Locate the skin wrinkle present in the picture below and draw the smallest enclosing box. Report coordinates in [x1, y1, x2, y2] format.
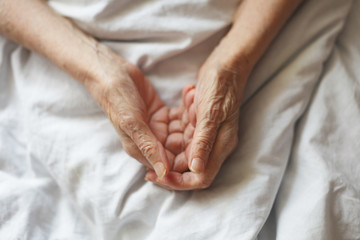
[122, 116, 158, 165]
[148, 104, 166, 124]
[169, 120, 183, 133]
[198, 69, 238, 128]
[163, 89, 196, 171]
[1, 0, 188, 178]
[138, 139, 157, 163]
[184, 124, 194, 146]
[149, 107, 169, 144]
[145, 0, 304, 189]
[181, 108, 189, 127]
[0, 0, 304, 189]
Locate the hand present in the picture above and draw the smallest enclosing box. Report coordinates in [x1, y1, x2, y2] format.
[86, 45, 200, 179]
[0, 0, 299, 190]
[145, 48, 249, 190]
[87, 48, 172, 178]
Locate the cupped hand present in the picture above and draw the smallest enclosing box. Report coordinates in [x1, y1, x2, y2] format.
[87, 43, 247, 189]
[88, 48, 173, 178]
[146, 55, 249, 190]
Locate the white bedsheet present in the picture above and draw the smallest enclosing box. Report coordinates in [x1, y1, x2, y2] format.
[0, 0, 359, 239]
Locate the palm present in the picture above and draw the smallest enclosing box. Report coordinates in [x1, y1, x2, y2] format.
[127, 64, 194, 171]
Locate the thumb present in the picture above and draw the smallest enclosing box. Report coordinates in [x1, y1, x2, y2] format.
[121, 115, 170, 178]
[189, 116, 219, 173]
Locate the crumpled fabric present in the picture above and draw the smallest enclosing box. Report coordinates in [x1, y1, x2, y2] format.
[0, 0, 359, 239]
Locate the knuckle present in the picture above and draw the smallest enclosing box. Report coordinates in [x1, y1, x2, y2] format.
[138, 141, 157, 161]
[119, 113, 159, 162]
[120, 114, 147, 140]
[198, 117, 218, 135]
[222, 94, 237, 118]
[199, 69, 239, 125]
[120, 114, 138, 131]
[202, 101, 224, 124]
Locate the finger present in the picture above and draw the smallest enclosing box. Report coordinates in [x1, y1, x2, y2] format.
[145, 171, 174, 191]
[119, 131, 153, 169]
[183, 123, 195, 147]
[146, 171, 207, 191]
[184, 88, 195, 110]
[149, 121, 168, 145]
[183, 86, 196, 126]
[168, 120, 184, 133]
[169, 107, 182, 121]
[172, 143, 191, 172]
[188, 103, 196, 127]
[149, 106, 169, 144]
[181, 107, 189, 127]
[201, 119, 238, 177]
[189, 117, 219, 173]
[121, 115, 170, 178]
[165, 132, 184, 155]
[165, 149, 175, 169]
[172, 152, 188, 173]
[147, 120, 239, 190]
[182, 84, 195, 103]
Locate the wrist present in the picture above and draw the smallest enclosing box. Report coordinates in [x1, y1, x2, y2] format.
[72, 41, 127, 91]
[205, 39, 252, 85]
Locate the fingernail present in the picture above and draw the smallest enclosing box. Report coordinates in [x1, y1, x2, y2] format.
[190, 158, 203, 173]
[154, 162, 166, 179]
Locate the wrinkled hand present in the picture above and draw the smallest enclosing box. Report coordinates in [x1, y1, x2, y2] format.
[88, 49, 173, 178]
[87, 45, 201, 180]
[88, 43, 247, 189]
[146, 54, 249, 190]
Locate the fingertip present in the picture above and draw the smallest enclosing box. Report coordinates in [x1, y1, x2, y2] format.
[165, 149, 175, 169]
[169, 107, 182, 121]
[154, 161, 167, 179]
[185, 88, 195, 110]
[165, 132, 184, 155]
[172, 152, 189, 173]
[182, 84, 195, 100]
[157, 141, 171, 174]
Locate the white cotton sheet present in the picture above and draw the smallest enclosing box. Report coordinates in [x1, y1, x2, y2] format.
[0, 0, 359, 239]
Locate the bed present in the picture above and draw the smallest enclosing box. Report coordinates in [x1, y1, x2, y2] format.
[0, 0, 359, 239]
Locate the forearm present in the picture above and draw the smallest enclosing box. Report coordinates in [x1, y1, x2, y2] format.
[0, 0, 117, 88]
[215, 0, 304, 74]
